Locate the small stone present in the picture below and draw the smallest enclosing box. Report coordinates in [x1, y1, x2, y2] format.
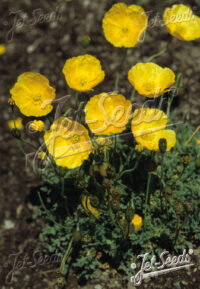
[4, 220, 15, 229]
[94, 285, 102, 289]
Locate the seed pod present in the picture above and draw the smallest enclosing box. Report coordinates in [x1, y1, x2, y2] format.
[103, 178, 111, 190]
[195, 157, 200, 168]
[112, 188, 120, 201]
[83, 234, 91, 243]
[165, 186, 173, 195]
[159, 138, 167, 153]
[56, 276, 66, 288]
[182, 155, 190, 166]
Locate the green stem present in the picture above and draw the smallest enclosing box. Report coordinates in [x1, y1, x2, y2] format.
[75, 91, 79, 107]
[63, 108, 72, 117]
[37, 191, 65, 228]
[61, 177, 70, 216]
[147, 45, 168, 62]
[167, 73, 183, 116]
[115, 49, 127, 91]
[158, 94, 164, 110]
[117, 156, 141, 180]
[145, 173, 151, 208]
[130, 88, 135, 101]
[60, 237, 73, 274]
[114, 134, 117, 151]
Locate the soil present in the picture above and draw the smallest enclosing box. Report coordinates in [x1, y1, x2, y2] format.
[0, 0, 200, 288]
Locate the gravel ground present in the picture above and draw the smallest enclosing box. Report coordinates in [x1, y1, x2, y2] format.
[0, 0, 200, 288]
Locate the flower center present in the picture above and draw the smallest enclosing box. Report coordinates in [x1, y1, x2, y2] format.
[80, 79, 85, 86]
[122, 27, 129, 33]
[72, 134, 80, 143]
[32, 93, 42, 102]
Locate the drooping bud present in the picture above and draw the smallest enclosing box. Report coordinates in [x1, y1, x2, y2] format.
[90, 196, 100, 208]
[11, 128, 21, 139]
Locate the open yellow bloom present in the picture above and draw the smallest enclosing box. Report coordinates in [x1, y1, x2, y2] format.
[62, 54, 105, 92]
[132, 214, 142, 231]
[131, 108, 176, 151]
[85, 92, 132, 135]
[8, 117, 23, 130]
[136, 129, 176, 151]
[132, 108, 168, 137]
[128, 63, 175, 98]
[82, 195, 99, 219]
[163, 4, 200, 41]
[102, 3, 148, 48]
[10, 72, 56, 117]
[29, 120, 45, 132]
[44, 117, 93, 169]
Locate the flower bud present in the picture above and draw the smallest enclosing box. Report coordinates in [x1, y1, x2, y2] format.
[8, 97, 15, 106]
[72, 229, 82, 242]
[99, 162, 109, 177]
[90, 196, 100, 208]
[159, 138, 167, 153]
[81, 36, 91, 49]
[11, 128, 21, 139]
[112, 200, 120, 212]
[57, 167, 66, 177]
[125, 208, 134, 222]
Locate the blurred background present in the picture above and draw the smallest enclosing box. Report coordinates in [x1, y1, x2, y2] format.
[0, 0, 200, 288]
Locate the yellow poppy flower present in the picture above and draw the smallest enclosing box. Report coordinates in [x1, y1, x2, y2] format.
[136, 129, 176, 151]
[82, 195, 99, 219]
[132, 214, 142, 231]
[131, 108, 168, 137]
[62, 54, 105, 92]
[0, 44, 6, 55]
[29, 120, 45, 132]
[8, 117, 23, 130]
[131, 108, 176, 151]
[44, 117, 93, 169]
[85, 92, 132, 135]
[102, 3, 148, 48]
[163, 4, 200, 41]
[128, 63, 175, 98]
[10, 72, 56, 117]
